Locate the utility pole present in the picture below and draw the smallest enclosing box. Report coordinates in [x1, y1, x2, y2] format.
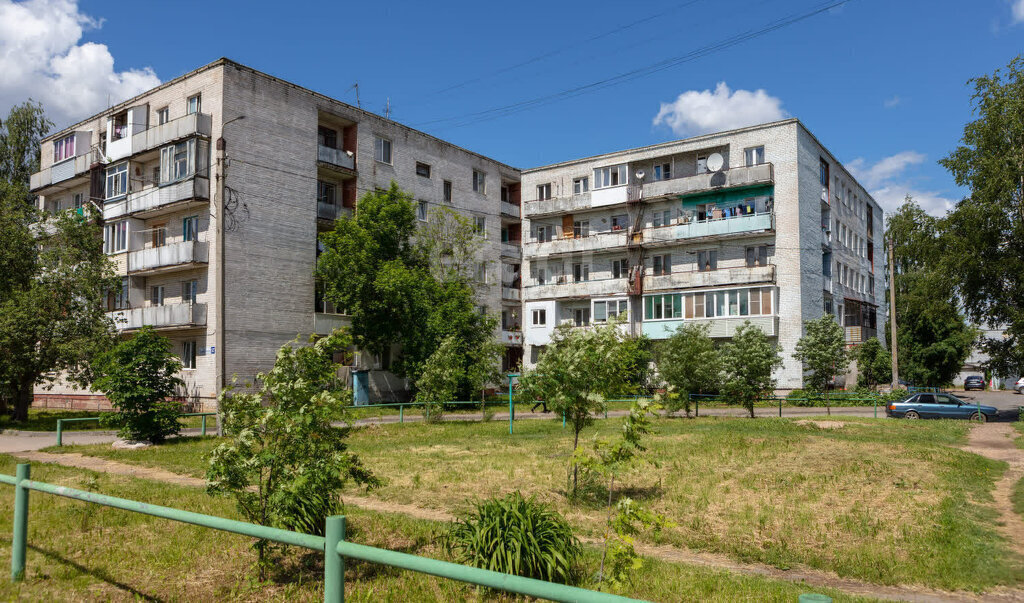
[888, 235, 899, 390]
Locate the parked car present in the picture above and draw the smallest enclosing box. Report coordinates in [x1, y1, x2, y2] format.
[1015, 377, 1024, 394]
[886, 392, 997, 421]
[963, 375, 986, 391]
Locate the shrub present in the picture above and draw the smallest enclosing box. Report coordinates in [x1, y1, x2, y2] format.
[446, 492, 582, 585]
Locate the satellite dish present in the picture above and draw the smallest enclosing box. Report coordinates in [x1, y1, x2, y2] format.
[635, 170, 645, 180]
[706, 153, 724, 172]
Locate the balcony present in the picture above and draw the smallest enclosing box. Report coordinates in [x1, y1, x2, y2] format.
[500, 201, 521, 218]
[501, 242, 522, 258]
[523, 230, 628, 257]
[317, 202, 351, 221]
[823, 275, 833, 293]
[645, 265, 775, 292]
[110, 303, 207, 331]
[317, 145, 355, 171]
[523, 192, 591, 217]
[30, 149, 100, 192]
[525, 277, 626, 300]
[131, 113, 212, 157]
[314, 312, 350, 335]
[643, 163, 774, 201]
[821, 227, 832, 248]
[500, 330, 523, 346]
[844, 326, 877, 345]
[501, 287, 521, 301]
[642, 315, 778, 340]
[127, 240, 208, 275]
[644, 212, 774, 246]
[104, 176, 210, 221]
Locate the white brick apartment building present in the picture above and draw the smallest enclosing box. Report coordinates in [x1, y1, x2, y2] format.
[30, 58, 523, 409]
[520, 119, 884, 389]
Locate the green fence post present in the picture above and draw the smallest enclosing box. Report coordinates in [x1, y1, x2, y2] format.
[201, 415, 208, 436]
[562, 413, 566, 428]
[778, 397, 782, 417]
[324, 515, 346, 602]
[11, 463, 30, 582]
[874, 396, 877, 419]
[399, 405, 404, 424]
[695, 396, 699, 418]
[604, 402, 608, 419]
[56, 419, 63, 447]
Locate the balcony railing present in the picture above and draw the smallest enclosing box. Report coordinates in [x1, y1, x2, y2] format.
[104, 176, 210, 221]
[317, 145, 355, 170]
[642, 163, 774, 201]
[127, 240, 208, 274]
[524, 277, 626, 300]
[644, 264, 775, 291]
[110, 303, 207, 331]
[821, 227, 832, 247]
[644, 212, 773, 244]
[500, 330, 524, 345]
[30, 149, 100, 191]
[523, 230, 628, 257]
[523, 192, 591, 217]
[318, 202, 350, 221]
[500, 242, 522, 258]
[642, 315, 778, 339]
[500, 201, 521, 218]
[131, 113, 213, 155]
[314, 312, 350, 335]
[501, 287, 521, 301]
[844, 326, 877, 344]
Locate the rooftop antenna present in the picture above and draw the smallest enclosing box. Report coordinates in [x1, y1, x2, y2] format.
[384, 97, 391, 119]
[347, 83, 361, 109]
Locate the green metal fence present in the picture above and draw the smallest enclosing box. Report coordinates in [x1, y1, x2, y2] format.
[55, 412, 217, 446]
[1, 463, 640, 602]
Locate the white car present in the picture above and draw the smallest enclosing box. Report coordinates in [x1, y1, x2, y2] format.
[1017, 377, 1024, 394]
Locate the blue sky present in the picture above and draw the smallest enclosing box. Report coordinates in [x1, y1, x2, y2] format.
[2, 0, 1022, 215]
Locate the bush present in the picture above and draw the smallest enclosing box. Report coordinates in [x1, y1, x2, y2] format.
[446, 492, 582, 585]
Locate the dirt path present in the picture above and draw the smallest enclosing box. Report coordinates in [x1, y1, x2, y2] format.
[962, 423, 1024, 557]
[13, 450, 1024, 602]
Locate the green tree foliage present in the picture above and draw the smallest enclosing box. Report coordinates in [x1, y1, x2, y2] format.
[887, 199, 976, 386]
[415, 335, 463, 422]
[445, 492, 582, 585]
[518, 320, 635, 495]
[0, 101, 51, 193]
[792, 315, 848, 414]
[939, 55, 1024, 378]
[316, 185, 500, 397]
[92, 327, 184, 443]
[206, 330, 378, 577]
[856, 337, 892, 389]
[720, 321, 782, 418]
[655, 323, 720, 417]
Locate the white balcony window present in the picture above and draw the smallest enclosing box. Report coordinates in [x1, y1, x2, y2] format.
[182, 279, 198, 304]
[53, 134, 76, 163]
[106, 162, 128, 199]
[103, 220, 127, 254]
[744, 146, 765, 166]
[183, 216, 199, 242]
[593, 164, 626, 189]
[160, 139, 207, 184]
[536, 183, 552, 201]
[573, 177, 589, 194]
[187, 94, 201, 115]
[157, 107, 169, 125]
[532, 309, 546, 325]
[151, 285, 165, 307]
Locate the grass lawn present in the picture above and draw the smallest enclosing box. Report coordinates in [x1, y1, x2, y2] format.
[0, 455, 869, 602]
[51, 415, 1020, 591]
[0, 408, 211, 433]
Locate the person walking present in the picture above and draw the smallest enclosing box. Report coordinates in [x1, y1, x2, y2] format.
[531, 400, 548, 413]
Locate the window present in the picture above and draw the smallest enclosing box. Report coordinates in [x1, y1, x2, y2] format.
[182, 341, 197, 370]
[611, 259, 629, 279]
[472, 170, 486, 193]
[443, 180, 452, 203]
[573, 220, 589, 238]
[573, 177, 589, 194]
[535, 225, 551, 243]
[745, 245, 768, 267]
[819, 158, 830, 190]
[611, 214, 629, 231]
[572, 308, 591, 327]
[652, 254, 671, 276]
[105, 162, 128, 199]
[572, 262, 589, 282]
[160, 139, 207, 183]
[532, 309, 547, 325]
[151, 222, 167, 248]
[501, 186, 509, 202]
[416, 162, 431, 178]
[824, 296, 833, 314]
[157, 107, 169, 125]
[536, 266, 548, 285]
[475, 262, 487, 284]
[536, 183, 552, 201]
[374, 136, 392, 164]
[651, 209, 672, 227]
[318, 126, 338, 148]
[73, 193, 84, 211]
[151, 285, 165, 307]
[182, 279, 198, 304]
[697, 250, 717, 271]
[530, 345, 545, 363]
[103, 221, 127, 254]
[187, 94, 201, 115]
[593, 164, 627, 188]
[594, 299, 628, 322]
[415, 200, 428, 221]
[696, 156, 708, 174]
[106, 276, 130, 311]
[474, 216, 486, 236]
[317, 180, 336, 205]
[53, 134, 76, 163]
[644, 294, 683, 320]
[744, 146, 765, 166]
[653, 162, 671, 181]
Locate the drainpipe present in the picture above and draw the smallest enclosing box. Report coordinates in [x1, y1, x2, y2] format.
[214, 136, 226, 436]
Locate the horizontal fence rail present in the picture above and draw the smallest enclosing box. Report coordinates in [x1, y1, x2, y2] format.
[55, 412, 217, 446]
[2, 464, 643, 602]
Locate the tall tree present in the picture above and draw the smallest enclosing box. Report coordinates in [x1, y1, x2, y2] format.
[855, 337, 892, 390]
[792, 315, 848, 415]
[0, 101, 51, 192]
[887, 199, 976, 386]
[939, 55, 1024, 378]
[719, 321, 782, 418]
[655, 323, 720, 417]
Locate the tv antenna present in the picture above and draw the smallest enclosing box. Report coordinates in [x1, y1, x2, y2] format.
[347, 83, 361, 109]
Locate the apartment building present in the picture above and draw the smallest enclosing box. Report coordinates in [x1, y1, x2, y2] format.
[30, 58, 522, 409]
[520, 119, 884, 388]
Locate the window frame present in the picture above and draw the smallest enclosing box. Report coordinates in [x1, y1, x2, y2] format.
[744, 146, 765, 166]
[186, 94, 201, 115]
[536, 183, 552, 201]
[443, 180, 452, 203]
[374, 136, 393, 164]
[532, 309, 547, 326]
[53, 134, 76, 163]
[593, 164, 627, 189]
[472, 170, 486, 194]
[415, 162, 431, 178]
[105, 162, 128, 199]
[157, 107, 170, 125]
[182, 340, 198, 370]
[103, 220, 128, 254]
[572, 177, 589, 195]
[418, 200, 429, 222]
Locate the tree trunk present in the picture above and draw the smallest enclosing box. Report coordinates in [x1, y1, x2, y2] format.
[13, 374, 34, 422]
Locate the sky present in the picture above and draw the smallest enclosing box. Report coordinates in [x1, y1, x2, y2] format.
[1, 0, 1022, 217]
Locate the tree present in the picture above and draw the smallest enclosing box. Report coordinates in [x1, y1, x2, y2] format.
[856, 337, 892, 390]
[720, 322, 782, 418]
[0, 101, 51, 194]
[939, 55, 1024, 379]
[207, 330, 378, 578]
[92, 327, 184, 443]
[415, 335, 463, 422]
[792, 315, 848, 415]
[887, 199, 976, 386]
[655, 323, 720, 417]
[518, 320, 635, 496]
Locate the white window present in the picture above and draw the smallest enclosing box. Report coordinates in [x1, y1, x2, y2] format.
[53, 134, 76, 163]
[374, 136, 392, 164]
[744, 146, 765, 166]
[106, 276, 130, 311]
[160, 139, 207, 183]
[157, 107, 169, 125]
[593, 164, 627, 188]
[573, 177, 589, 194]
[474, 216, 486, 237]
[611, 259, 629, 279]
[653, 162, 671, 181]
[182, 279, 198, 304]
[593, 299, 628, 322]
[536, 183, 552, 201]
[105, 162, 128, 199]
[472, 170, 486, 193]
[187, 94, 201, 115]
[182, 341, 197, 370]
[532, 309, 547, 325]
[572, 220, 589, 237]
[418, 200, 428, 221]
[416, 162, 431, 178]
[151, 285, 165, 307]
[103, 221, 128, 254]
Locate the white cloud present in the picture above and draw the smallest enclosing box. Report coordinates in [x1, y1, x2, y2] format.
[1013, 0, 1024, 23]
[848, 151, 955, 216]
[883, 95, 901, 108]
[652, 82, 787, 137]
[0, 0, 160, 127]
